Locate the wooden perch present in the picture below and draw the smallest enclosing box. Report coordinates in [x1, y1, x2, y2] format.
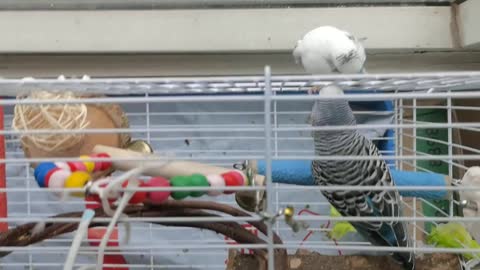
[227, 249, 462, 270]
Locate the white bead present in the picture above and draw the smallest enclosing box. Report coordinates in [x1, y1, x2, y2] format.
[48, 170, 71, 195]
[54, 162, 71, 172]
[206, 174, 225, 196]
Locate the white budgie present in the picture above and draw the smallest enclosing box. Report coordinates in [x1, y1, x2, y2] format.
[460, 166, 480, 204]
[293, 25, 367, 74]
[459, 166, 480, 242]
[309, 84, 415, 269]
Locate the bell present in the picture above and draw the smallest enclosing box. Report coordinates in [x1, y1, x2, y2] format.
[234, 160, 266, 213]
[127, 140, 154, 154]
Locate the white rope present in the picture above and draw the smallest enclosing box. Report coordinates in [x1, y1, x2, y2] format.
[63, 209, 95, 270]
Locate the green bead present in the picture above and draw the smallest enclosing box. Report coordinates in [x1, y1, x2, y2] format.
[190, 174, 209, 197]
[170, 176, 190, 200]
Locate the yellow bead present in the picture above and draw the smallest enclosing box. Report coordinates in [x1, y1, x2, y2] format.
[80, 155, 95, 173]
[64, 171, 91, 197]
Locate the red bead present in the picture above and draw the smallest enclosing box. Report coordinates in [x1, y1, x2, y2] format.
[221, 173, 238, 194]
[229, 170, 246, 186]
[67, 162, 77, 172]
[87, 227, 120, 247]
[103, 255, 128, 270]
[85, 194, 102, 209]
[145, 177, 171, 203]
[96, 153, 112, 171]
[122, 180, 147, 204]
[84, 192, 115, 209]
[66, 161, 87, 172]
[90, 154, 103, 172]
[44, 168, 61, 187]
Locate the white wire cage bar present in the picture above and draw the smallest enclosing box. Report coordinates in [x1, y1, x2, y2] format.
[3, 71, 480, 96]
[0, 67, 479, 269]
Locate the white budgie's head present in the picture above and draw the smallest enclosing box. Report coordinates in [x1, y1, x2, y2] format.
[308, 84, 356, 137]
[293, 25, 367, 75]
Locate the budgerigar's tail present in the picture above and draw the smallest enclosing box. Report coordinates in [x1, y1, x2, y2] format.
[351, 203, 415, 270]
[393, 253, 415, 270]
[390, 222, 416, 270]
[392, 251, 415, 270]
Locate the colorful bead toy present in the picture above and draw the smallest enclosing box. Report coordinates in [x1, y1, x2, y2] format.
[34, 162, 57, 187]
[33, 153, 113, 193]
[189, 174, 210, 197]
[169, 176, 191, 200]
[221, 173, 239, 194]
[85, 194, 101, 210]
[48, 170, 71, 191]
[54, 162, 71, 172]
[229, 171, 247, 187]
[64, 171, 92, 197]
[92, 169, 246, 205]
[145, 177, 171, 203]
[34, 154, 249, 205]
[44, 168, 61, 187]
[121, 180, 148, 204]
[67, 161, 87, 172]
[93, 153, 112, 171]
[79, 155, 96, 173]
[205, 174, 225, 196]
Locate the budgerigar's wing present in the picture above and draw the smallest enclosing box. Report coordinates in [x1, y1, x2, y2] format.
[312, 134, 413, 269]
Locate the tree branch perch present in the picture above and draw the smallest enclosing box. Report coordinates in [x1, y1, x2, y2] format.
[0, 200, 288, 270]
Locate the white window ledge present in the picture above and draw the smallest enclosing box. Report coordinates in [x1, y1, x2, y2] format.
[0, 5, 459, 53]
[1, 52, 480, 78]
[458, 0, 480, 49]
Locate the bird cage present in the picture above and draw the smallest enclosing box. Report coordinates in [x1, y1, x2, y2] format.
[0, 0, 480, 270]
[0, 68, 479, 270]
